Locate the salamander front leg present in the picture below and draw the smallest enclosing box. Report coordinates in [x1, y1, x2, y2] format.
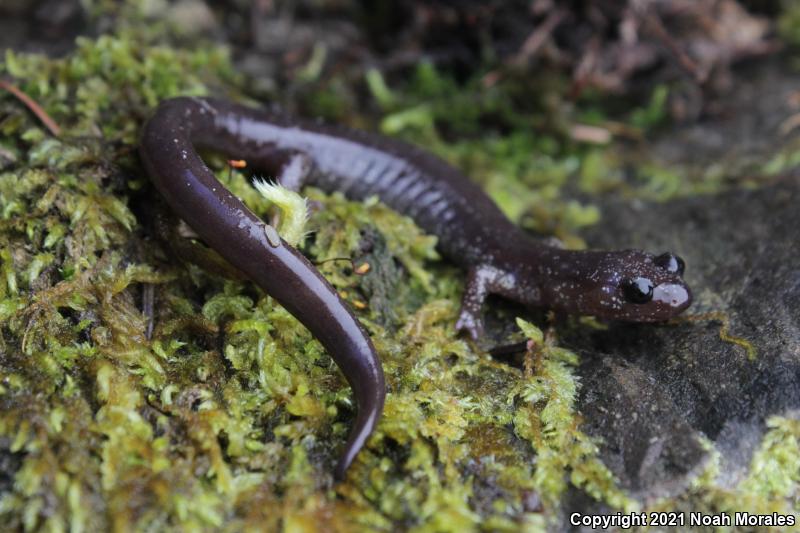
[455, 265, 518, 340]
[453, 266, 494, 340]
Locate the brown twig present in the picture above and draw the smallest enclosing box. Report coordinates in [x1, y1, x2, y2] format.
[511, 9, 567, 66]
[779, 113, 800, 136]
[640, 12, 704, 83]
[0, 79, 61, 137]
[569, 123, 612, 144]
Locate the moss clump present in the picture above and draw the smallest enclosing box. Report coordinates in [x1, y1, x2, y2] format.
[512, 319, 634, 513]
[640, 417, 800, 532]
[778, 0, 800, 48]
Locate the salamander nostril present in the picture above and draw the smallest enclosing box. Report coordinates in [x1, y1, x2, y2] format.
[654, 252, 685, 276]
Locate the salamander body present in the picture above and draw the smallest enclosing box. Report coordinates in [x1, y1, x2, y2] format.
[140, 96, 692, 478]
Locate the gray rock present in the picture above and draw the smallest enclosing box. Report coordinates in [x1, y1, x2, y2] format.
[565, 175, 800, 502]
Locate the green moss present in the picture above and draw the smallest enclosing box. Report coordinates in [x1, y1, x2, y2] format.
[629, 85, 670, 131]
[743, 417, 800, 499]
[762, 141, 800, 177]
[513, 319, 635, 513]
[639, 418, 800, 532]
[778, 0, 800, 47]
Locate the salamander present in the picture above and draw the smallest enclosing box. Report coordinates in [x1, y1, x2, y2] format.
[139, 96, 692, 478]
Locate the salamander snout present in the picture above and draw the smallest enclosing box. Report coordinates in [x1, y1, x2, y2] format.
[652, 281, 691, 309]
[620, 276, 691, 308]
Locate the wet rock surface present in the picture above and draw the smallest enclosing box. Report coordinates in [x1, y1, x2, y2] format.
[562, 174, 800, 513]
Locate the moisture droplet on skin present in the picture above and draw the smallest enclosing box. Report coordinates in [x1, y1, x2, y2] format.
[264, 224, 281, 247]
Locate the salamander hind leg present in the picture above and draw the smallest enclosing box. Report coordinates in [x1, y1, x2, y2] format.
[277, 152, 314, 191]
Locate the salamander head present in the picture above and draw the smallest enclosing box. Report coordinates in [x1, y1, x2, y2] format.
[540, 249, 692, 322]
[587, 250, 692, 321]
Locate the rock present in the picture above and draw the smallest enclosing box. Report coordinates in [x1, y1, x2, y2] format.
[564, 174, 800, 503]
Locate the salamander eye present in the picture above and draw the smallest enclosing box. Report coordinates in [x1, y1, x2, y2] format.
[622, 277, 654, 304]
[654, 252, 685, 276]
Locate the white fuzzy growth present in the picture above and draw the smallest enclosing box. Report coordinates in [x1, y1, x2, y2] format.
[252, 179, 309, 246]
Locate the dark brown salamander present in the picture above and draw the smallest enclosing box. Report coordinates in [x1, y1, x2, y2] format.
[140, 96, 692, 478]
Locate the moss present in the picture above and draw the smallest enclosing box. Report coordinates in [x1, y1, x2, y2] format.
[762, 141, 800, 177]
[778, 0, 800, 47]
[252, 181, 309, 247]
[513, 319, 635, 514]
[629, 85, 670, 131]
[0, 3, 798, 531]
[639, 418, 800, 532]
